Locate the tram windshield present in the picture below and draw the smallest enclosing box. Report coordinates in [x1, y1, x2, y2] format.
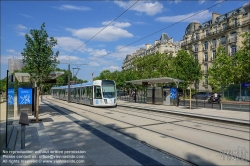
[102, 86, 116, 98]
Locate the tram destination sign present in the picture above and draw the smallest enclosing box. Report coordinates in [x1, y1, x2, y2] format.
[241, 83, 250, 87]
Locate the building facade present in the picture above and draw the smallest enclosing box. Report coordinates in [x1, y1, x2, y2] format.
[181, 4, 250, 91]
[8, 58, 26, 74]
[122, 33, 181, 70]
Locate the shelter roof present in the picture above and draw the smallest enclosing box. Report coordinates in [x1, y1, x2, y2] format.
[125, 77, 184, 86]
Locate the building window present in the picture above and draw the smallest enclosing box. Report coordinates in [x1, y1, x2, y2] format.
[231, 45, 237, 56]
[222, 23, 226, 30]
[212, 39, 216, 48]
[243, 12, 248, 16]
[204, 52, 208, 61]
[204, 41, 208, 50]
[221, 36, 226, 44]
[214, 26, 218, 34]
[204, 64, 208, 74]
[194, 44, 198, 52]
[233, 18, 238, 26]
[196, 33, 199, 40]
[205, 30, 209, 36]
[194, 54, 198, 60]
[212, 50, 216, 60]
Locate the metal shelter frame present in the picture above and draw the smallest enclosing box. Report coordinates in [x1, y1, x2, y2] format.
[125, 77, 184, 88]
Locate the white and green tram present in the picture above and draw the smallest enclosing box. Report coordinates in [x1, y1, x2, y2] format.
[51, 80, 117, 107]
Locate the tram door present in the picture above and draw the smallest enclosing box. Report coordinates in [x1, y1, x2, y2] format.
[163, 88, 171, 105]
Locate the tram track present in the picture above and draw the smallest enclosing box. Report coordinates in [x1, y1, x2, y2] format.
[104, 107, 250, 140]
[114, 107, 250, 132]
[43, 97, 250, 165]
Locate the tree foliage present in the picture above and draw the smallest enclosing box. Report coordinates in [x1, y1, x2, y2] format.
[21, 22, 59, 87]
[208, 46, 234, 90]
[208, 32, 250, 90]
[172, 50, 202, 88]
[233, 31, 250, 83]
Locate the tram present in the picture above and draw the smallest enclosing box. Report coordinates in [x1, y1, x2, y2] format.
[51, 80, 117, 107]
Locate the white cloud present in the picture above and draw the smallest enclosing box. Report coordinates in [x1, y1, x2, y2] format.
[114, 1, 163, 16]
[102, 66, 121, 72]
[87, 48, 107, 57]
[16, 24, 27, 30]
[57, 54, 85, 64]
[215, 0, 224, 3]
[66, 26, 133, 42]
[88, 62, 100, 66]
[55, 37, 86, 52]
[56, 5, 91, 11]
[106, 44, 144, 60]
[155, 10, 212, 23]
[174, 0, 181, 4]
[17, 32, 26, 36]
[19, 13, 33, 19]
[198, 0, 205, 4]
[7, 49, 16, 53]
[102, 21, 131, 28]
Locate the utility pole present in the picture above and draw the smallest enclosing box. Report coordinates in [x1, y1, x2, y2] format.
[92, 72, 94, 81]
[68, 57, 70, 103]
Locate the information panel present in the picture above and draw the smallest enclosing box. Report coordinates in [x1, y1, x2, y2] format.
[18, 87, 33, 116]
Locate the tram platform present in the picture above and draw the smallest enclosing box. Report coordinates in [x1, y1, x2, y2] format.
[0, 98, 188, 166]
[116, 100, 250, 126]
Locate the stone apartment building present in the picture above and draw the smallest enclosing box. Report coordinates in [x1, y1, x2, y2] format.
[122, 33, 181, 70]
[180, 4, 250, 91]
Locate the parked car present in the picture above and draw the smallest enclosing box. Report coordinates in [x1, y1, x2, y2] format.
[192, 92, 211, 100]
[235, 95, 250, 101]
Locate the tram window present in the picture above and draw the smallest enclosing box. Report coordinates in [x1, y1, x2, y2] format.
[82, 87, 86, 98]
[89, 87, 93, 98]
[94, 86, 102, 99]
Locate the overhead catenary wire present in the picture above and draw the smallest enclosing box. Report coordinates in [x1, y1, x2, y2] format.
[75, 0, 227, 68]
[59, 0, 140, 64]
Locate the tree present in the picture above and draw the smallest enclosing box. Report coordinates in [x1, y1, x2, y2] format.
[208, 46, 234, 92]
[21, 22, 59, 122]
[172, 49, 202, 108]
[233, 31, 250, 83]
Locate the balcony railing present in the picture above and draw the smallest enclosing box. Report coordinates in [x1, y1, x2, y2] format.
[229, 37, 237, 43]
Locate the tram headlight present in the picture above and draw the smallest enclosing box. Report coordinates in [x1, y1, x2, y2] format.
[114, 99, 116, 103]
[104, 99, 107, 104]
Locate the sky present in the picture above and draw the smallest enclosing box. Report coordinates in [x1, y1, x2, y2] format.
[1, 0, 249, 81]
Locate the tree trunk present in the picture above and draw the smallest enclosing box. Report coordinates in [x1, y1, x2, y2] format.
[36, 87, 39, 122]
[190, 86, 192, 109]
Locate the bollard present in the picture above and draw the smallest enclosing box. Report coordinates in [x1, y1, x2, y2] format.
[21, 124, 26, 149]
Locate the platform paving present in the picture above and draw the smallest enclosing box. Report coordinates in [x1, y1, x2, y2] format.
[116, 100, 250, 125]
[0, 100, 189, 166]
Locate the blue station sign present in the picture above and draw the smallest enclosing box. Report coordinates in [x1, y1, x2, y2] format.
[8, 88, 14, 106]
[241, 83, 250, 87]
[18, 87, 32, 105]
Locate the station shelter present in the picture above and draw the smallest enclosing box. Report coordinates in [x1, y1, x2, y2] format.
[125, 77, 183, 106]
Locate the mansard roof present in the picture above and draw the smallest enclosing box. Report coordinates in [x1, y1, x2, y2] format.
[159, 33, 170, 43]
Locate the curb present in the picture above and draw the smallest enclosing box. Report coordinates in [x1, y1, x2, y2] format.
[117, 104, 250, 126]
